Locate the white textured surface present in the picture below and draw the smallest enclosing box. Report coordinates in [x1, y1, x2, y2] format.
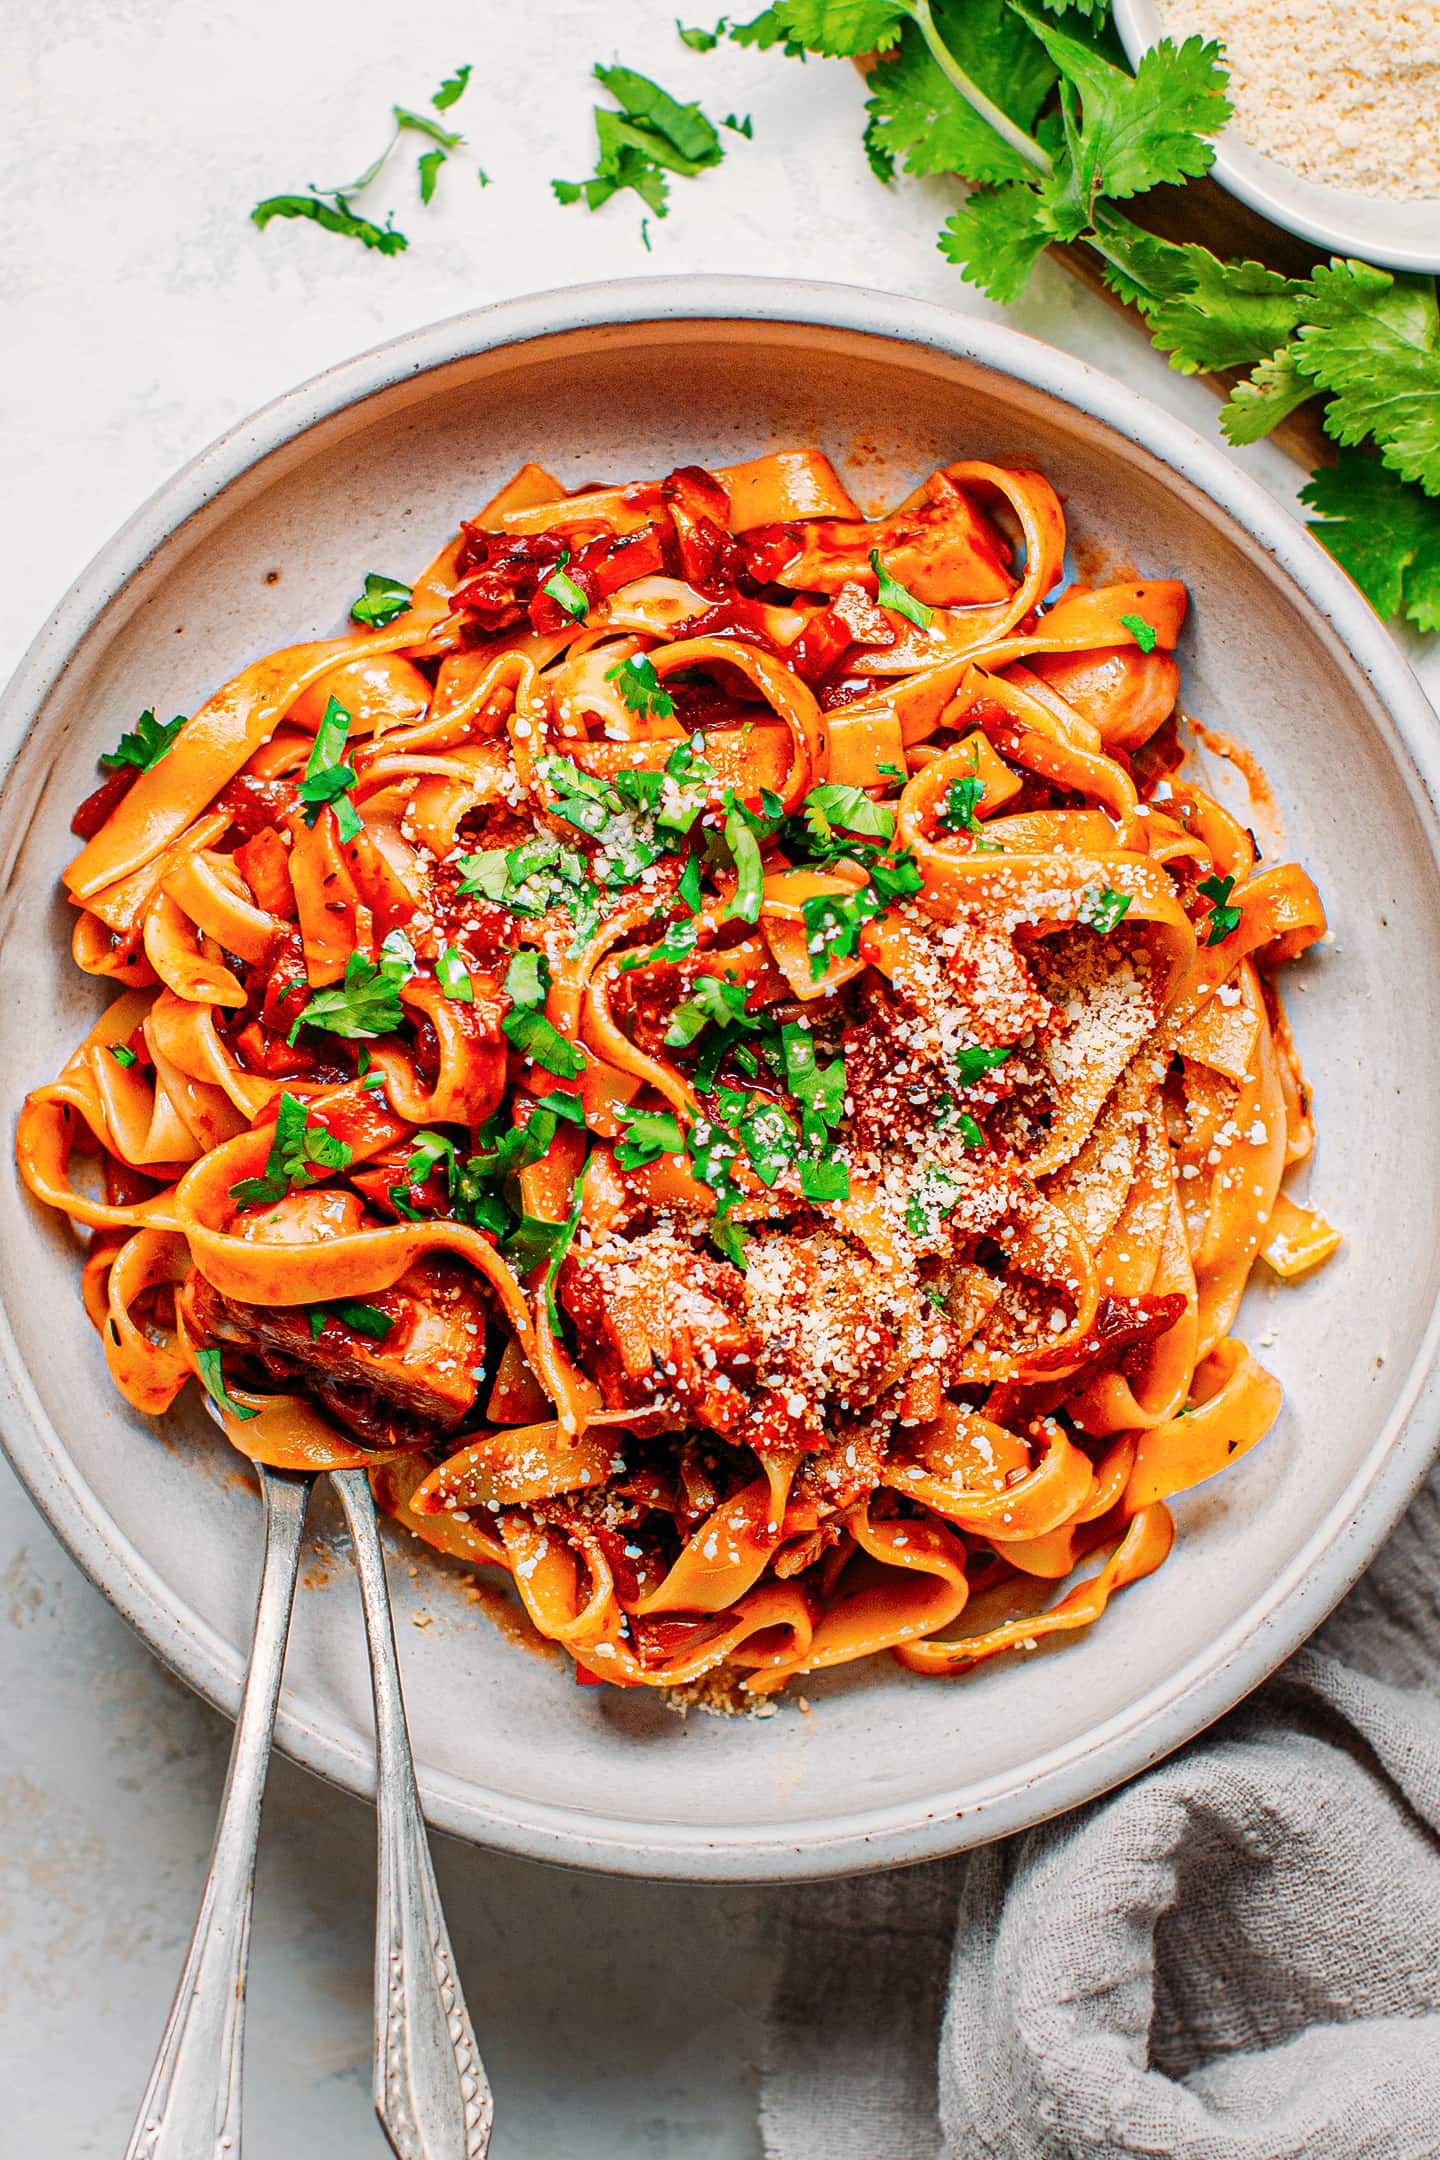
[2, 2, 1437, 2152]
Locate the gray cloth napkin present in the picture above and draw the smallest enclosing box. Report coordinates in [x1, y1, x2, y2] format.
[761, 1457, 1440, 2160]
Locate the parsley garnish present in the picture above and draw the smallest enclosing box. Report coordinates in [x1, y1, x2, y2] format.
[870, 547, 933, 631]
[941, 773, 984, 834]
[307, 1300, 394, 1343]
[614, 1104, 687, 1168]
[501, 949, 584, 1077]
[456, 835, 600, 938]
[1197, 871, 1243, 946]
[554, 63, 728, 222]
[229, 1092, 353, 1206]
[801, 885, 884, 978]
[606, 652, 676, 719]
[738, 1102, 798, 1188]
[107, 1043, 138, 1069]
[665, 974, 759, 1048]
[907, 1162, 966, 1240]
[195, 1346, 258, 1422]
[436, 946, 474, 1003]
[432, 64, 472, 111]
[294, 929, 415, 1040]
[297, 696, 362, 842]
[954, 1043, 1011, 1085]
[100, 709, 187, 774]
[800, 1155, 849, 1201]
[539, 548, 589, 622]
[350, 573, 413, 627]
[1078, 886, 1133, 935]
[803, 781, 895, 844]
[1120, 612, 1159, 653]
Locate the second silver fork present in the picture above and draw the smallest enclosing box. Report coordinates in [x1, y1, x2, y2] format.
[123, 1452, 491, 2160]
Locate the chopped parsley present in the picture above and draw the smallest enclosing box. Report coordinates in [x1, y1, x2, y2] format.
[606, 651, 676, 720]
[958, 1111, 984, 1149]
[738, 1101, 798, 1188]
[293, 929, 415, 1041]
[941, 773, 984, 834]
[907, 1162, 967, 1240]
[229, 1092, 354, 1206]
[436, 945, 474, 1003]
[677, 20, 721, 48]
[539, 547, 589, 622]
[297, 697, 363, 842]
[500, 948, 585, 1077]
[803, 781, 895, 845]
[397, 1103, 583, 1246]
[721, 787, 783, 923]
[554, 63, 728, 222]
[1198, 871, 1243, 945]
[432, 64, 472, 111]
[350, 573, 413, 628]
[800, 885, 885, 979]
[107, 1043, 138, 1069]
[307, 1300, 394, 1343]
[800, 1154, 850, 1201]
[455, 834, 601, 940]
[614, 1104, 687, 1168]
[194, 1346, 258, 1422]
[954, 1043, 1011, 1086]
[251, 72, 478, 256]
[665, 973, 759, 1048]
[100, 709, 187, 774]
[1078, 886, 1133, 935]
[870, 547, 933, 632]
[1120, 612, 1159, 653]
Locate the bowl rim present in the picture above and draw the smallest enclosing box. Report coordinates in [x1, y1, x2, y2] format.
[1111, 0, 1440, 274]
[3, 272, 1440, 1881]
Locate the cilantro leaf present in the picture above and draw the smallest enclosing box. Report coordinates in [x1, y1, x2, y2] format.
[722, 792, 769, 922]
[417, 149, 446, 202]
[195, 1345, 258, 1422]
[502, 1005, 585, 1078]
[739, 1101, 799, 1187]
[1140, 251, 1308, 375]
[229, 1093, 354, 1206]
[606, 652, 676, 719]
[666, 974, 759, 1047]
[1221, 346, 1315, 447]
[678, 20, 722, 48]
[770, 0, 906, 54]
[941, 773, 984, 833]
[351, 572, 413, 627]
[432, 64, 472, 110]
[1077, 885, 1132, 933]
[1299, 453, 1440, 633]
[436, 946, 474, 1002]
[1197, 871, 1242, 945]
[863, 0, 1056, 186]
[615, 1103, 687, 1168]
[556, 63, 727, 218]
[1293, 263, 1440, 497]
[1022, 16, 1229, 221]
[870, 546, 933, 629]
[939, 182, 1053, 304]
[108, 1043, 138, 1069]
[800, 1154, 850, 1200]
[805, 781, 895, 842]
[540, 547, 589, 621]
[954, 1042, 1010, 1084]
[801, 885, 884, 977]
[296, 934, 413, 1040]
[309, 1300, 395, 1342]
[100, 709, 187, 774]
[595, 64, 723, 164]
[504, 949, 549, 1007]
[1119, 612, 1157, 652]
[251, 194, 408, 254]
[297, 696, 362, 840]
[728, 6, 809, 52]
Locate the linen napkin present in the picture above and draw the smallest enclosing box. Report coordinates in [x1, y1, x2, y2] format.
[761, 1454, 1440, 2160]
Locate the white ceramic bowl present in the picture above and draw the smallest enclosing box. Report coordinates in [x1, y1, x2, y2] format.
[1112, 0, 1440, 273]
[4, 277, 1440, 1882]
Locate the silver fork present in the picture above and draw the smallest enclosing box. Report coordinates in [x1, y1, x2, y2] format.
[123, 1447, 492, 2159]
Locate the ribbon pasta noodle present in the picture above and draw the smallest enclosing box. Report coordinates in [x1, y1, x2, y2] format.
[16, 447, 1335, 1701]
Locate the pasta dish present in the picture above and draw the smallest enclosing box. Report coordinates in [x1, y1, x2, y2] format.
[16, 446, 1339, 1700]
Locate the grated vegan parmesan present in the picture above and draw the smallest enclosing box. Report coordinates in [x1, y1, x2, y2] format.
[1157, 0, 1440, 201]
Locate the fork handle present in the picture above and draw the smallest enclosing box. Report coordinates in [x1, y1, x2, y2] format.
[331, 1468, 492, 2160]
[124, 1466, 313, 2160]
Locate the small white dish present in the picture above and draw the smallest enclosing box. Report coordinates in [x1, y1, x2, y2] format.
[1112, 0, 1440, 273]
[4, 276, 1440, 1881]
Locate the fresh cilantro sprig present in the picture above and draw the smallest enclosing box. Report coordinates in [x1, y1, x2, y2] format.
[1197, 871, 1243, 945]
[606, 652, 676, 719]
[723, 0, 1440, 634]
[100, 709, 187, 774]
[553, 63, 735, 223]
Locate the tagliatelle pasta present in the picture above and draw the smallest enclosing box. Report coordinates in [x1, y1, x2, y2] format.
[17, 446, 1337, 1701]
